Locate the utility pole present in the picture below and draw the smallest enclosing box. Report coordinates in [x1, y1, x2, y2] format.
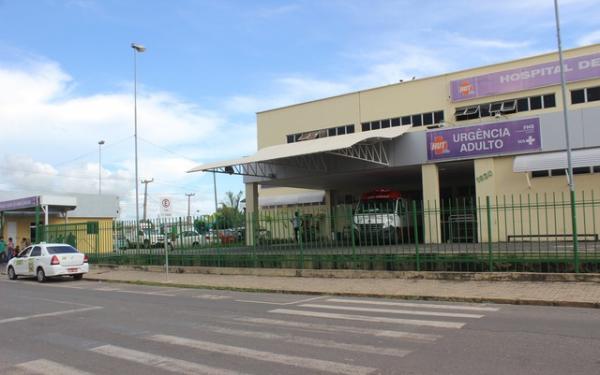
[185, 193, 195, 223]
[141, 178, 154, 221]
[213, 171, 218, 213]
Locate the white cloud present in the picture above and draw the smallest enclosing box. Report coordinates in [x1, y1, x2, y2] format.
[577, 30, 600, 46]
[0, 57, 255, 218]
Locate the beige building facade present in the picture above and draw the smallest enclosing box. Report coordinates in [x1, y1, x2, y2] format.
[192, 44, 600, 244]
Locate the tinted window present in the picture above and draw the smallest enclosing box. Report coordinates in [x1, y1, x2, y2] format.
[422, 112, 433, 125]
[346, 125, 355, 134]
[594, 166, 600, 173]
[587, 86, 600, 102]
[337, 126, 346, 135]
[412, 114, 422, 127]
[30, 247, 41, 257]
[531, 170, 549, 178]
[551, 169, 566, 176]
[18, 248, 31, 258]
[517, 98, 529, 112]
[381, 119, 391, 128]
[571, 89, 585, 104]
[328, 128, 336, 136]
[433, 111, 444, 123]
[490, 102, 502, 112]
[361, 122, 370, 131]
[46, 246, 79, 254]
[391, 117, 400, 127]
[480, 104, 490, 117]
[286, 135, 294, 143]
[529, 96, 542, 110]
[573, 167, 591, 174]
[371, 121, 381, 130]
[401, 116, 411, 125]
[543, 94, 556, 108]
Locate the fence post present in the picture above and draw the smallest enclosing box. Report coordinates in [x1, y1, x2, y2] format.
[486, 196, 493, 272]
[571, 190, 579, 273]
[349, 207, 356, 268]
[299, 216, 304, 270]
[412, 200, 420, 272]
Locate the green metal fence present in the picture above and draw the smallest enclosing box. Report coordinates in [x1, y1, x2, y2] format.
[40, 191, 600, 273]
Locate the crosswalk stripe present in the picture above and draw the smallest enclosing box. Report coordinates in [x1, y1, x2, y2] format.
[270, 308, 465, 329]
[147, 334, 377, 375]
[233, 317, 441, 342]
[326, 298, 500, 312]
[90, 344, 247, 375]
[300, 304, 484, 319]
[202, 325, 411, 357]
[0, 307, 103, 325]
[14, 359, 93, 375]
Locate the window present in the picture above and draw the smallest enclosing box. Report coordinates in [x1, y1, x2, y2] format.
[543, 94, 556, 108]
[347, 125, 355, 133]
[337, 126, 346, 135]
[571, 89, 585, 104]
[529, 96, 542, 110]
[328, 128, 336, 137]
[531, 170, 549, 178]
[362, 122, 370, 131]
[587, 86, 600, 102]
[517, 98, 529, 112]
[30, 247, 41, 257]
[480, 104, 491, 117]
[287, 135, 295, 143]
[551, 169, 566, 176]
[490, 102, 502, 114]
[422, 112, 433, 125]
[46, 245, 79, 254]
[391, 117, 400, 127]
[412, 114, 422, 127]
[381, 119, 391, 128]
[401, 116, 411, 125]
[371, 120, 381, 130]
[573, 166, 591, 174]
[433, 111, 444, 124]
[501, 100, 517, 113]
[594, 166, 600, 173]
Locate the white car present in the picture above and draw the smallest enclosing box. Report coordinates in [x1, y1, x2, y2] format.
[7, 243, 89, 282]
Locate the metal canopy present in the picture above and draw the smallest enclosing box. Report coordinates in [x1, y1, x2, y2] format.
[513, 147, 600, 172]
[187, 125, 411, 177]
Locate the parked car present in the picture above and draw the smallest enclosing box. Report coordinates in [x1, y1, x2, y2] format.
[7, 243, 89, 282]
[173, 230, 206, 249]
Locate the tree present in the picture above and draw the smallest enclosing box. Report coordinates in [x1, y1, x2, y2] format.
[222, 191, 243, 211]
[215, 191, 244, 229]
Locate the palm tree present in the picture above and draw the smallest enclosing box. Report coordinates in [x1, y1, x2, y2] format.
[222, 191, 243, 212]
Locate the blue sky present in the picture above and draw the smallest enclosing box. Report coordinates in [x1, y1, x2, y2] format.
[0, 0, 599, 217]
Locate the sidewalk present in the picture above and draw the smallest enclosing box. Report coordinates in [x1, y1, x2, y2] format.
[85, 267, 600, 308]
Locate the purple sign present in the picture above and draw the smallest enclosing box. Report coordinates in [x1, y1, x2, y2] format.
[427, 118, 541, 161]
[450, 52, 600, 102]
[0, 196, 39, 211]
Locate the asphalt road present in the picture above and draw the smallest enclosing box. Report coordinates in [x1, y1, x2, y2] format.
[0, 277, 598, 374]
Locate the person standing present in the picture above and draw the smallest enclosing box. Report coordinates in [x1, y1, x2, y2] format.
[291, 211, 302, 242]
[20, 237, 28, 250]
[0, 237, 6, 263]
[6, 237, 15, 261]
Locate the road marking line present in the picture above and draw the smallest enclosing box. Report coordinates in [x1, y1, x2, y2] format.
[234, 296, 323, 305]
[94, 287, 121, 291]
[300, 304, 484, 319]
[0, 306, 103, 325]
[269, 308, 465, 329]
[195, 294, 231, 300]
[326, 298, 500, 312]
[17, 296, 99, 308]
[201, 325, 411, 357]
[90, 345, 248, 375]
[233, 317, 441, 342]
[147, 334, 377, 375]
[14, 359, 93, 375]
[113, 290, 176, 297]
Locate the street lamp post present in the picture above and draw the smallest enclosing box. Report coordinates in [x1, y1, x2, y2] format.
[98, 140, 105, 194]
[553, 0, 579, 271]
[132, 42, 146, 252]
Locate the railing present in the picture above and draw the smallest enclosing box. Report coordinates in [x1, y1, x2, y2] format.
[39, 191, 600, 273]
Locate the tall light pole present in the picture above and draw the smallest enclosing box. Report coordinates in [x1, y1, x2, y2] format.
[186, 193, 195, 224]
[213, 172, 218, 213]
[132, 42, 146, 251]
[98, 140, 105, 195]
[553, 0, 579, 271]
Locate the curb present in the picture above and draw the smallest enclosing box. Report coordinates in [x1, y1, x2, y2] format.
[84, 276, 600, 309]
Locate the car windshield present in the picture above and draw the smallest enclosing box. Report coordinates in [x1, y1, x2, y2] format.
[356, 199, 397, 214]
[46, 245, 78, 254]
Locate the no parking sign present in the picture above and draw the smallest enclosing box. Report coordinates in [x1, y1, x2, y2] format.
[160, 197, 172, 217]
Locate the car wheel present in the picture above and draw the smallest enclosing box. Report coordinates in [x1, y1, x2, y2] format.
[36, 267, 46, 283]
[7, 266, 17, 280]
[73, 274, 83, 280]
